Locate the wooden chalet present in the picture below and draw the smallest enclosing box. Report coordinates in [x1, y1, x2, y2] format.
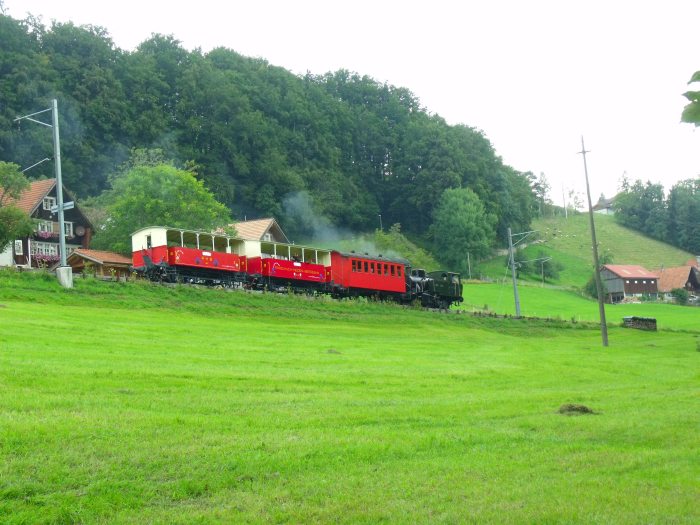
[656, 260, 700, 301]
[0, 178, 93, 268]
[66, 249, 132, 280]
[600, 264, 659, 303]
[228, 218, 289, 243]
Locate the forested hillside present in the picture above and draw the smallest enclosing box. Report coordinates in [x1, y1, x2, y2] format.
[613, 178, 700, 254]
[0, 14, 537, 262]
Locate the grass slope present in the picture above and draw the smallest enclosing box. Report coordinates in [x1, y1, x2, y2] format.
[1, 271, 699, 524]
[477, 214, 694, 287]
[535, 214, 694, 269]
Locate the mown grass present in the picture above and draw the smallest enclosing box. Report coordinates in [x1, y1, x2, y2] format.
[1, 271, 699, 524]
[462, 281, 700, 332]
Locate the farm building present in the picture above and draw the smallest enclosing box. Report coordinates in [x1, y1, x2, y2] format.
[0, 178, 93, 268]
[66, 249, 132, 280]
[656, 260, 700, 301]
[600, 264, 659, 303]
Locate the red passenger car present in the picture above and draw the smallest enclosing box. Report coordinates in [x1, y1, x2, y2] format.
[329, 251, 409, 299]
[244, 239, 332, 290]
[132, 226, 246, 283]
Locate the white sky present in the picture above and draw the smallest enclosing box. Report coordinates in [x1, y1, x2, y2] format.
[4, 0, 699, 205]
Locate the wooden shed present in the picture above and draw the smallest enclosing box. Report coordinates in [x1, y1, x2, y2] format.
[66, 249, 132, 280]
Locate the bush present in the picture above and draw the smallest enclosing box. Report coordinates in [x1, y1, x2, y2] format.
[373, 224, 440, 270]
[584, 274, 608, 300]
[670, 288, 689, 305]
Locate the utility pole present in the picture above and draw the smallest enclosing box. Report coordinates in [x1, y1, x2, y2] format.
[507, 227, 522, 317]
[14, 99, 73, 288]
[378, 214, 383, 231]
[507, 228, 538, 318]
[579, 137, 608, 347]
[466, 252, 472, 280]
[562, 185, 568, 219]
[51, 99, 68, 269]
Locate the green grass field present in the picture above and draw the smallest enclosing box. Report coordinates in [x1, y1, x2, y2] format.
[462, 281, 700, 331]
[1, 271, 698, 523]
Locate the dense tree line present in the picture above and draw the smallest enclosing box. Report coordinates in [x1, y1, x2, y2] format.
[614, 177, 700, 254]
[0, 13, 537, 268]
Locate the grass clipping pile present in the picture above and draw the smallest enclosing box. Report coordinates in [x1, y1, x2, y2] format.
[558, 403, 596, 415]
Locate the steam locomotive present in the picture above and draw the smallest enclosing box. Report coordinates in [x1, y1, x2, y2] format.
[131, 226, 463, 309]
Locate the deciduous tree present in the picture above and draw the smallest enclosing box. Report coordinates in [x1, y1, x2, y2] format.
[91, 161, 231, 254]
[431, 187, 496, 271]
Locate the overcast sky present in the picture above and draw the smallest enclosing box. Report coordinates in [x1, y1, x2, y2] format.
[4, 0, 699, 205]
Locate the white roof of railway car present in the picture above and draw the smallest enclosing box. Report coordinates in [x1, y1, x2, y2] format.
[131, 225, 238, 240]
[130, 225, 331, 253]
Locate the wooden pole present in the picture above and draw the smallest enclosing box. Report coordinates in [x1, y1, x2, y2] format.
[579, 137, 609, 347]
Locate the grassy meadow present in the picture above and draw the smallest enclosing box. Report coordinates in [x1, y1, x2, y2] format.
[1, 271, 699, 524]
[462, 281, 700, 331]
[535, 214, 694, 271]
[476, 214, 695, 287]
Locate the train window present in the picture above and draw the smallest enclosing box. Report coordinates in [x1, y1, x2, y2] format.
[146, 235, 152, 249]
[370, 262, 375, 273]
[364, 261, 368, 273]
[390, 265, 395, 276]
[352, 260, 357, 272]
[384, 264, 388, 275]
[397, 266, 402, 277]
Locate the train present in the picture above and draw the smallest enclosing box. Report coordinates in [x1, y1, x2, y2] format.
[131, 226, 463, 309]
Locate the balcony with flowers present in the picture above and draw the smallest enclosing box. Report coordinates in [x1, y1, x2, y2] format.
[35, 230, 60, 240]
[33, 253, 61, 267]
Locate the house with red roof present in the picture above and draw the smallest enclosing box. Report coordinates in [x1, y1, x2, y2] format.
[600, 264, 659, 303]
[656, 260, 700, 302]
[0, 178, 93, 268]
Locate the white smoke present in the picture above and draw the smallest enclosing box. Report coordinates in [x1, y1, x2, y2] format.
[282, 191, 406, 261]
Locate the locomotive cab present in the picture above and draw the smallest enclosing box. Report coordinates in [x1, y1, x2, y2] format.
[426, 270, 463, 308]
